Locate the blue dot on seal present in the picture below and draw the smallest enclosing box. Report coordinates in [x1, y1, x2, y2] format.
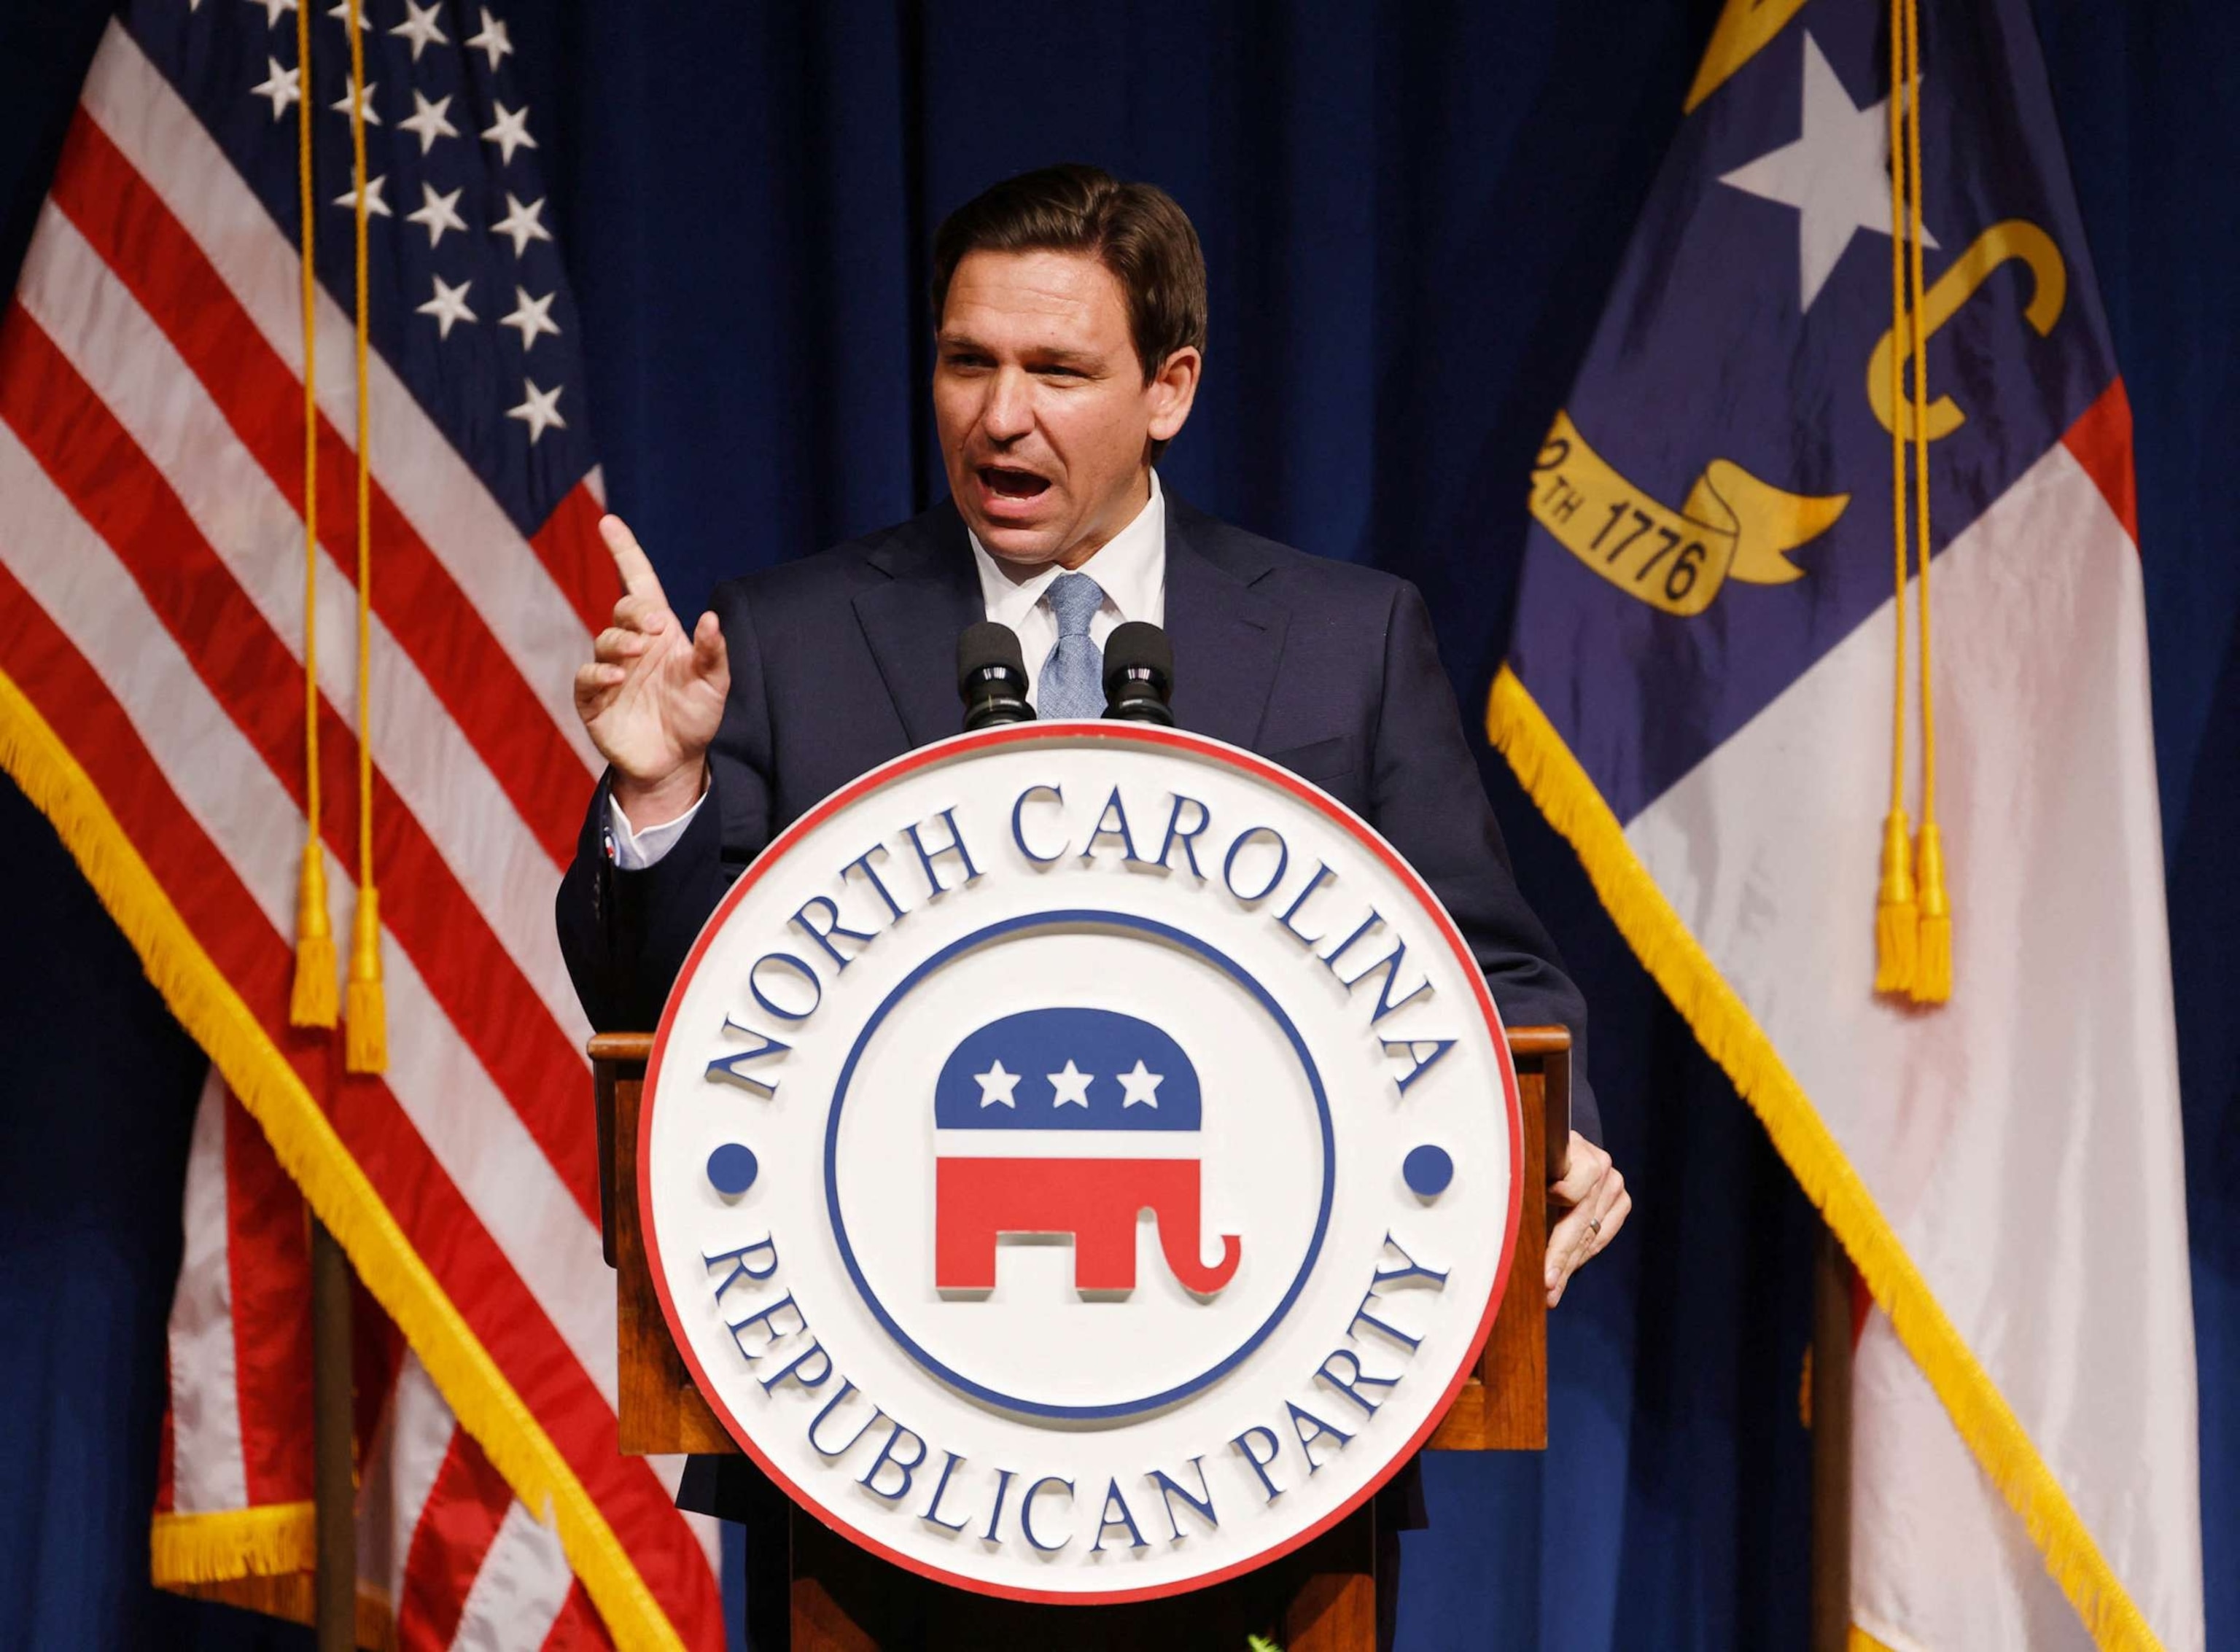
[1403, 1144, 1454, 1199]
[707, 1142, 758, 1196]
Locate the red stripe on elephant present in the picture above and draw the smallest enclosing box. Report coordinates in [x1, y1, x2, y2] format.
[936, 1158, 1241, 1296]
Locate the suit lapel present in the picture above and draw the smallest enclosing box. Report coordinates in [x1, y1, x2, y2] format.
[852, 502, 984, 750]
[1162, 500, 1287, 752]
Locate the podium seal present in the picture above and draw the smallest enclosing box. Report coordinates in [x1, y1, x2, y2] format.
[641, 723, 1522, 1602]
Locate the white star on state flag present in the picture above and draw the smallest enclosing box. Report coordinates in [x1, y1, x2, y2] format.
[1716, 32, 1937, 312]
[1116, 1060, 1163, 1108]
[405, 181, 467, 247]
[416, 273, 476, 339]
[247, 0, 298, 28]
[332, 174, 392, 218]
[329, 79, 381, 125]
[506, 378, 565, 443]
[491, 192, 552, 256]
[481, 101, 537, 166]
[249, 56, 300, 120]
[390, 0, 448, 61]
[467, 7, 514, 71]
[1048, 1060, 1093, 1108]
[499, 286, 561, 351]
[397, 90, 458, 155]
[973, 1061, 1020, 1108]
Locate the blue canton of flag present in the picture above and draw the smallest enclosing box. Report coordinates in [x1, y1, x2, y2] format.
[129, 0, 595, 536]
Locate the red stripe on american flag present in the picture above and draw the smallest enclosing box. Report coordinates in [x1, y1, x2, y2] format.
[222, 1086, 314, 1508]
[0, 304, 600, 1226]
[395, 1430, 516, 1652]
[0, 567, 723, 1645]
[532, 481, 622, 640]
[539, 1581, 612, 1650]
[45, 109, 588, 868]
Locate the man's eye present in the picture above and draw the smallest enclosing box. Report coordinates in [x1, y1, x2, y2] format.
[944, 354, 991, 370]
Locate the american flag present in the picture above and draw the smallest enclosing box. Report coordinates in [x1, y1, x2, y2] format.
[0, 1, 721, 1645]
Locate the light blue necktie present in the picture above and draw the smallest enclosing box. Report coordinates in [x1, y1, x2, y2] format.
[1038, 572, 1106, 720]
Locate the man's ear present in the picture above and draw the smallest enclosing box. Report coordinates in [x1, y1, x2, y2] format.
[1146, 346, 1202, 443]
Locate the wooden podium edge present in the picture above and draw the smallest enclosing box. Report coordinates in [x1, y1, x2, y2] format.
[594, 1026, 1566, 1460]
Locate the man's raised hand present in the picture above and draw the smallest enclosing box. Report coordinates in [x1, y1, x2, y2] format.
[575, 514, 730, 824]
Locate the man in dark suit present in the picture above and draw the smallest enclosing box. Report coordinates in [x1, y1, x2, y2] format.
[556, 165, 1630, 1596]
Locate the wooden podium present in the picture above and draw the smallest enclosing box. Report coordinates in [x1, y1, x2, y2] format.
[592, 1026, 1569, 1651]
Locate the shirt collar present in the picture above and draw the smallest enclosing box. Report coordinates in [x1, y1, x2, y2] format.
[968, 470, 1165, 628]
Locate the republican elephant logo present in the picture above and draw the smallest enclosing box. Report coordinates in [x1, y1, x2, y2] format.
[932, 1008, 1242, 1299]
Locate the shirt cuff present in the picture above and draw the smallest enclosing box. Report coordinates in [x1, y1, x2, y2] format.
[607, 787, 707, 870]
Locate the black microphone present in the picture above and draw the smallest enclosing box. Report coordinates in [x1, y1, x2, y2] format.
[957, 621, 1035, 730]
[1102, 621, 1175, 725]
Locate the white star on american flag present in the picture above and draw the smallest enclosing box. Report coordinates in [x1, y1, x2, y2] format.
[332, 174, 392, 217]
[397, 90, 458, 155]
[466, 7, 513, 71]
[490, 192, 552, 256]
[506, 378, 565, 443]
[249, 56, 300, 120]
[481, 101, 537, 166]
[405, 181, 467, 246]
[389, 0, 448, 61]
[247, 0, 297, 28]
[329, 80, 381, 125]
[416, 273, 477, 338]
[499, 286, 560, 351]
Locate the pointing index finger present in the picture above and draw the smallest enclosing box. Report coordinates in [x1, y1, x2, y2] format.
[599, 513, 666, 605]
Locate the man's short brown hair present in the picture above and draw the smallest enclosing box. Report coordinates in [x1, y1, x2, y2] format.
[930, 164, 1209, 385]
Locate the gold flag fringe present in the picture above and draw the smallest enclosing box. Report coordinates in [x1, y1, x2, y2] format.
[151, 1503, 315, 1586]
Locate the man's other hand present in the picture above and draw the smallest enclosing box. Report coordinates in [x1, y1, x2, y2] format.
[1546, 1131, 1628, 1307]
[575, 514, 730, 823]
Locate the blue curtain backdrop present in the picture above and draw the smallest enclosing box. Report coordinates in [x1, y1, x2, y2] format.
[0, 2, 2231, 1648]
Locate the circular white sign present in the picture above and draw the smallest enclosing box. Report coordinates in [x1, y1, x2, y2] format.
[642, 723, 1520, 1603]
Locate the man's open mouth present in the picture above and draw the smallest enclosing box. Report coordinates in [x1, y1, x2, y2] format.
[979, 466, 1051, 500]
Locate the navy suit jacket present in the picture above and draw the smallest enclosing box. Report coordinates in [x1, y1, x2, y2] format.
[556, 493, 1596, 1139]
[553, 494, 1595, 1535]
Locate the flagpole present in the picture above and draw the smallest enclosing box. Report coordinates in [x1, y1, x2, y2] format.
[1810, 1225, 1854, 1651]
[311, 1216, 356, 1652]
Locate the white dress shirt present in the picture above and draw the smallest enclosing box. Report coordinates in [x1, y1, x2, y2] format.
[607, 472, 1167, 868]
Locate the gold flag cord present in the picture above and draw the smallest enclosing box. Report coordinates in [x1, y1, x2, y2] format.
[286, 0, 335, 1027]
[1874, 0, 1951, 1007]
[1873, 0, 1919, 994]
[343, 0, 386, 1071]
[1902, 0, 1951, 1002]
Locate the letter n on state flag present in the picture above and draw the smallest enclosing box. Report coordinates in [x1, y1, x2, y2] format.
[1489, 1, 2202, 1647]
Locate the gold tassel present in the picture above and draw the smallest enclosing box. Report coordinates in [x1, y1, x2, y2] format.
[1911, 822, 1951, 1004]
[1873, 807, 1918, 995]
[288, 846, 338, 1026]
[344, 887, 386, 1073]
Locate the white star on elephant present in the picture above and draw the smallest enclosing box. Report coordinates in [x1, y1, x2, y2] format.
[1116, 1060, 1162, 1107]
[1048, 1060, 1093, 1107]
[973, 1061, 1019, 1107]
